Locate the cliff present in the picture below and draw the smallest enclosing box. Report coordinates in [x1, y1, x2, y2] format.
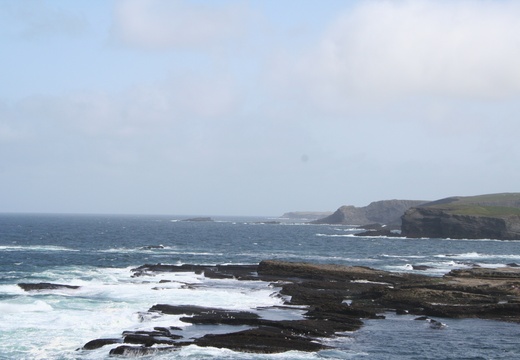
[280, 211, 333, 220]
[401, 193, 520, 240]
[312, 199, 427, 226]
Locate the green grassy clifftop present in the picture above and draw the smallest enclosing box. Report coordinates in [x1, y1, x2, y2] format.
[401, 193, 520, 240]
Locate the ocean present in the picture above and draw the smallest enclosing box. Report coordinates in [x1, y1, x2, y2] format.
[1, 213, 520, 359]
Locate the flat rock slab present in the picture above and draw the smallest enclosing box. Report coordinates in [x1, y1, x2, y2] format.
[81, 338, 121, 350]
[18, 283, 80, 291]
[257, 260, 424, 284]
[194, 327, 328, 353]
[149, 304, 260, 320]
[447, 267, 520, 279]
[132, 264, 258, 279]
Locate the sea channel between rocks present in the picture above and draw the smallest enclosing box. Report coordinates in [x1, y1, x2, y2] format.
[19, 260, 520, 357]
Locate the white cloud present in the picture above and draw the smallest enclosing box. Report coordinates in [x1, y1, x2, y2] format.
[0, 0, 87, 39]
[13, 72, 238, 139]
[112, 0, 249, 50]
[289, 0, 520, 109]
[0, 123, 25, 143]
[0, 101, 32, 143]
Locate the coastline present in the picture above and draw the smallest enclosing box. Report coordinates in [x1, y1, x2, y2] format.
[19, 260, 520, 356]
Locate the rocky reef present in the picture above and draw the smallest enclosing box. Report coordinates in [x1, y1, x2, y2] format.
[312, 199, 427, 226]
[67, 260, 520, 356]
[181, 217, 214, 222]
[402, 193, 520, 240]
[280, 211, 333, 220]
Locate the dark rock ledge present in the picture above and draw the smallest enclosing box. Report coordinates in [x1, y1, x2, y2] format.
[77, 260, 520, 356]
[18, 283, 80, 291]
[182, 217, 214, 222]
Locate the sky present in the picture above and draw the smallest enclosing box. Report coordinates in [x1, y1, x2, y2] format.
[1, 0, 520, 216]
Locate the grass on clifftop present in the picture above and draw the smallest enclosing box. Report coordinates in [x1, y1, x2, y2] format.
[457, 193, 520, 204]
[446, 205, 520, 217]
[424, 193, 520, 217]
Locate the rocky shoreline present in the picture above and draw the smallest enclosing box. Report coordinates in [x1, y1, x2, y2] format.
[19, 260, 520, 356]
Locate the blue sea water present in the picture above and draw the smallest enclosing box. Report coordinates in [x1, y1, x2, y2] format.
[1, 213, 520, 359]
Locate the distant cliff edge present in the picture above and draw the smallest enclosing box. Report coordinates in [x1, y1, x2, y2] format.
[281, 211, 333, 220]
[401, 193, 520, 240]
[311, 200, 427, 226]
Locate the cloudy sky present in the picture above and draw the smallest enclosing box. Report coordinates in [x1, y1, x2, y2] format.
[1, 0, 520, 216]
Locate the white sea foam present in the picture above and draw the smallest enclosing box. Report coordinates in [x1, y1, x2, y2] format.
[437, 237, 520, 243]
[383, 260, 474, 275]
[435, 252, 520, 260]
[475, 263, 509, 268]
[381, 254, 427, 259]
[316, 232, 409, 240]
[171, 346, 324, 359]
[99, 247, 224, 257]
[240, 252, 376, 263]
[316, 233, 357, 237]
[0, 299, 53, 313]
[0, 265, 290, 359]
[0, 244, 78, 252]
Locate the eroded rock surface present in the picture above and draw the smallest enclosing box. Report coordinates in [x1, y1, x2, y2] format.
[18, 283, 80, 291]
[194, 327, 328, 353]
[81, 260, 520, 356]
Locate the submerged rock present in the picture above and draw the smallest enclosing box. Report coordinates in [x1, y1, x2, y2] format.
[131, 263, 258, 279]
[414, 316, 447, 329]
[354, 228, 402, 237]
[182, 217, 214, 222]
[108, 345, 178, 356]
[140, 244, 165, 250]
[412, 265, 432, 271]
[18, 282, 80, 291]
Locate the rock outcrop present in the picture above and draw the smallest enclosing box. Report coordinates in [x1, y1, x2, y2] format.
[312, 199, 427, 226]
[280, 211, 333, 220]
[401, 193, 520, 240]
[182, 217, 213, 222]
[80, 260, 520, 356]
[18, 283, 80, 291]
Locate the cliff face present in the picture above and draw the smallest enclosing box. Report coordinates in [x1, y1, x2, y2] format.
[312, 199, 427, 226]
[401, 193, 520, 240]
[364, 200, 428, 224]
